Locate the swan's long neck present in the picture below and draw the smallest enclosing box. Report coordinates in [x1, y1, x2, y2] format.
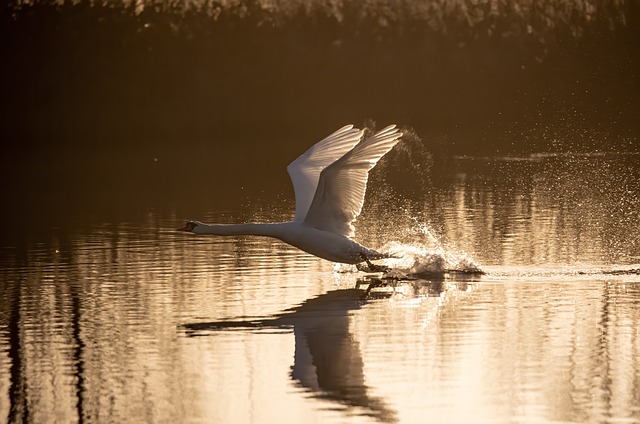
[194, 222, 285, 238]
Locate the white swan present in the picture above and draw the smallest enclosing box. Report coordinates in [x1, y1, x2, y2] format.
[178, 124, 402, 270]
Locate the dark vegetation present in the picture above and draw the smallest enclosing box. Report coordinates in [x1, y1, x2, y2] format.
[0, 0, 638, 223]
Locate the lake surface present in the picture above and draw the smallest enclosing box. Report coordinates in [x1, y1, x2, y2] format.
[1, 153, 639, 424]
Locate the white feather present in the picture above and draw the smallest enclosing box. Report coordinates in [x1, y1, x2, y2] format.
[287, 125, 364, 221]
[180, 124, 402, 265]
[302, 125, 403, 237]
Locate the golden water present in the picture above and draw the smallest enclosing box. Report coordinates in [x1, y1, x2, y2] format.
[1, 155, 639, 423]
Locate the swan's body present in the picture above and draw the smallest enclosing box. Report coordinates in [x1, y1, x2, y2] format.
[179, 124, 402, 266]
[186, 222, 386, 264]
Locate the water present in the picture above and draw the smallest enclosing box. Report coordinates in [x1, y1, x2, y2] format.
[1, 153, 639, 424]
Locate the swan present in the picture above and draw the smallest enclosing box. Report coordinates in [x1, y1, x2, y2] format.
[178, 124, 402, 271]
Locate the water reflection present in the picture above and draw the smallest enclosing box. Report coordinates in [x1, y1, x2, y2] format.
[184, 286, 399, 422]
[183, 275, 482, 423]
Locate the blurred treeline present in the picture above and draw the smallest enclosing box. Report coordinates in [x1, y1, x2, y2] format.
[2, 0, 638, 157]
[0, 0, 639, 220]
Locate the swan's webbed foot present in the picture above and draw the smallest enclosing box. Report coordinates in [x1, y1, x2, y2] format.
[357, 254, 390, 273]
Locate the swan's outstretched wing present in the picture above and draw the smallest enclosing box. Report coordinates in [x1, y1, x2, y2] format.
[303, 125, 403, 238]
[287, 125, 364, 221]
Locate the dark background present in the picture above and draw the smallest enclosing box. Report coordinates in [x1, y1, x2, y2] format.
[1, 0, 639, 228]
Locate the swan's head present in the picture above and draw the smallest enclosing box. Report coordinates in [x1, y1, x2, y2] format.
[178, 221, 200, 232]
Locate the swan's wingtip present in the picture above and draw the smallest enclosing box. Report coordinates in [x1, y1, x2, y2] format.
[337, 124, 356, 132]
[374, 124, 402, 137]
[379, 124, 397, 131]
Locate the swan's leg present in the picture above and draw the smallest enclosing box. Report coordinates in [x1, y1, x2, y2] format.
[365, 279, 386, 296]
[358, 254, 390, 273]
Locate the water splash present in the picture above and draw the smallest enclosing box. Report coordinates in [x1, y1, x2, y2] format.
[335, 221, 483, 277]
[382, 242, 483, 276]
[385, 218, 482, 274]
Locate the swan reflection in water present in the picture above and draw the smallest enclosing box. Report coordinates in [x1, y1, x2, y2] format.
[183, 277, 477, 423]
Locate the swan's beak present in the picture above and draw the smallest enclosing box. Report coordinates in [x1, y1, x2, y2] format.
[177, 222, 196, 232]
